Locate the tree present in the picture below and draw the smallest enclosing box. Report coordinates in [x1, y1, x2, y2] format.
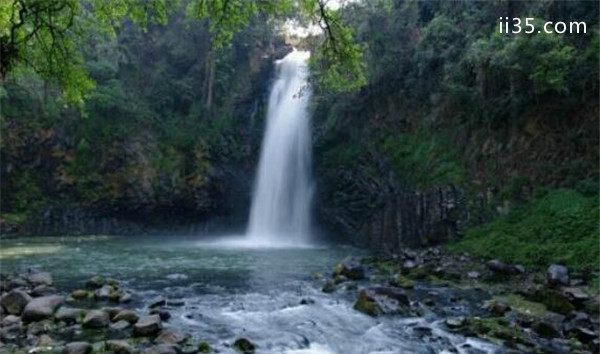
[0, 0, 366, 105]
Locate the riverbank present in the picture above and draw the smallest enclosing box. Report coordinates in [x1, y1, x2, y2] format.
[318, 248, 600, 354]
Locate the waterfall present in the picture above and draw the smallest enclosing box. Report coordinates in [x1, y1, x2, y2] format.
[247, 49, 313, 246]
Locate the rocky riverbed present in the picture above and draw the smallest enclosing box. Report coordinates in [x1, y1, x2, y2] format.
[0, 237, 598, 354]
[318, 248, 599, 354]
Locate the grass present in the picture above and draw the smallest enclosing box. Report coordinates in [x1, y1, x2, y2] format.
[448, 189, 599, 272]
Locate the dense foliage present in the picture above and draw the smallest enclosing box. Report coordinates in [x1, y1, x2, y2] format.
[448, 189, 599, 272]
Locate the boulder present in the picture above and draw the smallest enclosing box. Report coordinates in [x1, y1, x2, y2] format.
[28, 272, 53, 286]
[134, 315, 162, 337]
[55, 307, 85, 324]
[547, 264, 569, 287]
[82, 310, 109, 328]
[1, 289, 32, 315]
[233, 338, 256, 354]
[63, 342, 93, 354]
[106, 340, 135, 354]
[353, 287, 409, 317]
[113, 309, 139, 324]
[22, 295, 65, 322]
[389, 275, 415, 289]
[102, 306, 123, 318]
[333, 257, 366, 280]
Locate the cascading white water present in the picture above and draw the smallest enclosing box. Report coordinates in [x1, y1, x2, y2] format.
[247, 49, 313, 245]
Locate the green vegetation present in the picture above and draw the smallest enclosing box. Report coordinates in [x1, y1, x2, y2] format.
[448, 189, 599, 272]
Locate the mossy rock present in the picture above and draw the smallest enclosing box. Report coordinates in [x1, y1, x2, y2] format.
[389, 275, 415, 289]
[533, 289, 575, 315]
[198, 342, 211, 353]
[462, 317, 528, 345]
[233, 338, 256, 354]
[353, 290, 380, 316]
[496, 294, 547, 318]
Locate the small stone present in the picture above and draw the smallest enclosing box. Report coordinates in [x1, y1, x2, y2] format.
[82, 310, 109, 328]
[71, 290, 88, 300]
[198, 342, 211, 353]
[547, 264, 569, 287]
[322, 280, 336, 293]
[22, 295, 65, 322]
[300, 298, 315, 305]
[28, 272, 53, 286]
[574, 327, 597, 343]
[55, 307, 85, 324]
[0, 289, 32, 315]
[486, 260, 509, 274]
[94, 285, 112, 300]
[402, 260, 417, 270]
[445, 317, 466, 329]
[63, 342, 92, 354]
[86, 276, 105, 289]
[485, 300, 511, 316]
[38, 334, 54, 346]
[150, 309, 171, 321]
[113, 309, 139, 323]
[563, 287, 590, 303]
[31, 284, 56, 297]
[142, 344, 178, 354]
[167, 299, 184, 307]
[467, 271, 480, 279]
[156, 329, 187, 344]
[109, 320, 131, 332]
[234, 338, 256, 354]
[148, 296, 166, 309]
[102, 306, 123, 318]
[134, 315, 162, 337]
[533, 320, 562, 338]
[106, 340, 135, 354]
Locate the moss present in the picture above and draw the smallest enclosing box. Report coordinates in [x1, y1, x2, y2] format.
[496, 294, 547, 318]
[463, 317, 527, 345]
[198, 342, 211, 353]
[448, 189, 600, 272]
[353, 290, 380, 316]
[389, 275, 415, 289]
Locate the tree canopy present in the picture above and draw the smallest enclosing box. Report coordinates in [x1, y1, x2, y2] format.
[0, 0, 365, 104]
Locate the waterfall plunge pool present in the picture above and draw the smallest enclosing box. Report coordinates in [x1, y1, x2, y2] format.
[0, 235, 498, 354]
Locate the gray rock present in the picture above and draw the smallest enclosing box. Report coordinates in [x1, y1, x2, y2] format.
[547, 264, 569, 286]
[148, 296, 166, 309]
[55, 307, 85, 324]
[1, 314, 21, 326]
[94, 285, 112, 300]
[118, 292, 132, 303]
[109, 320, 131, 332]
[133, 315, 162, 337]
[28, 272, 53, 286]
[31, 284, 56, 297]
[1, 289, 32, 315]
[321, 280, 336, 293]
[150, 309, 171, 321]
[486, 259, 509, 274]
[142, 344, 178, 354]
[467, 271, 480, 279]
[22, 295, 65, 322]
[484, 300, 511, 316]
[402, 260, 417, 270]
[113, 309, 139, 324]
[333, 257, 366, 280]
[101, 306, 123, 318]
[353, 287, 410, 316]
[82, 310, 109, 328]
[563, 287, 590, 303]
[156, 329, 188, 344]
[63, 342, 92, 354]
[106, 340, 135, 354]
[445, 317, 466, 329]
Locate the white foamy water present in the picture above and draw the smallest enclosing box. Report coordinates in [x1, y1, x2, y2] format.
[247, 49, 313, 246]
